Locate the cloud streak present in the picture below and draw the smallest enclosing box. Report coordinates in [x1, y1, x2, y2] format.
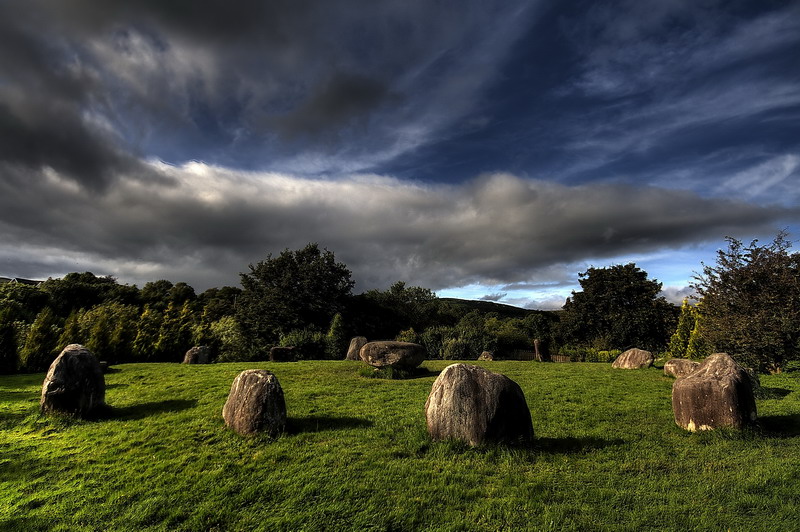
[1, 163, 795, 292]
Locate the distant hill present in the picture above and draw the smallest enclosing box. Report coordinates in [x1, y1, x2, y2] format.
[440, 298, 555, 319]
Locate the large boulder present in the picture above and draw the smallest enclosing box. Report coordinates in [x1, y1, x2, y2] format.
[664, 359, 700, 378]
[612, 348, 654, 369]
[359, 341, 425, 369]
[345, 337, 368, 361]
[672, 353, 757, 431]
[425, 363, 534, 446]
[183, 345, 211, 364]
[222, 369, 287, 437]
[269, 346, 296, 362]
[40, 344, 106, 417]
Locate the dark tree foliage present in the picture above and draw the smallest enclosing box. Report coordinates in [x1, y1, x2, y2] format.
[237, 244, 355, 352]
[362, 281, 441, 333]
[39, 272, 136, 316]
[559, 263, 677, 351]
[692, 232, 800, 373]
[140, 280, 175, 311]
[198, 286, 242, 322]
[0, 282, 49, 322]
[0, 308, 18, 374]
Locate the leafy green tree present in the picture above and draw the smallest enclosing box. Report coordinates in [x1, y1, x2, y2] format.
[326, 313, 347, 359]
[155, 302, 195, 362]
[559, 263, 677, 351]
[198, 286, 242, 322]
[57, 310, 85, 351]
[78, 302, 138, 363]
[39, 272, 122, 316]
[140, 280, 175, 312]
[237, 243, 354, 353]
[363, 282, 440, 333]
[19, 306, 61, 372]
[667, 298, 695, 358]
[132, 305, 163, 361]
[692, 232, 800, 372]
[0, 308, 18, 374]
[209, 316, 247, 362]
[685, 317, 710, 360]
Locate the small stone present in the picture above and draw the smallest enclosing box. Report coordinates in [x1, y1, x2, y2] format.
[663, 359, 700, 378]
[478, 351, 494, 361]
[183, 346, 211, 364]
[672, 353, 757, 431]
[40, 344, 106, 418]
[345, 337, 368, 361]
[425, 363, 534, 446]
[359, 341, 425, 369]
[222, 369, 287, 437]
[612, 348, 654, 369]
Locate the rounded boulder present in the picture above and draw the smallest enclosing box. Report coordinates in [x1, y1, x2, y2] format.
[611, 348, 654, 369]
[425, 363, 534, 446]
[664, 358, 700, 378]
[359, 341, 425, 369]
[222, 369, 287, 437]
[345, 337, 368, 361]
[183, 345, 211, 364]
[40, 344, 106, 418]
[672, 353, 757, 431]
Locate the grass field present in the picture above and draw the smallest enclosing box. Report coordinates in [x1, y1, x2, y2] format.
[3, 360, 800, 531]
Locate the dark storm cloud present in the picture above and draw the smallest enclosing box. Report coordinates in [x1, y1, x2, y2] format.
[479, 293, 507, 302]
[0, 0, 537, 179]
[1, 165, 795, 291]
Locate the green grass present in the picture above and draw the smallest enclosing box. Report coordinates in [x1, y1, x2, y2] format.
[3, 361, 800, 531]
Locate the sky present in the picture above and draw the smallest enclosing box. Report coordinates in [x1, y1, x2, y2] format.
[1, 0, 799, 309]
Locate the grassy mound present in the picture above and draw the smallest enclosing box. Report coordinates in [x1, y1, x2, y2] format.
[2, 360, 800, 530]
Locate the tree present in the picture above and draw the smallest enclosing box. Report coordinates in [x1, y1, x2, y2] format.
[19, 306, 61, 372]
[559, 263, 677, 351]
[39, 272, 123, 316]
[667, 298, 694, 358]
[325, 313, 347, 359]
[692, 232, 800, 373]
[0, 308, 18, 374]
[237, 243, 354, 352]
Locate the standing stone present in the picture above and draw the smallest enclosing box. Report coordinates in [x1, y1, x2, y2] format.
[672, 353, 757, 431]
[183, 345, 211, 364]
[346, 337, 368, 361]
[222, 369, 287, 437]
[40, 344, 106, 417]
[425, 363, 534, 446]
[664, 359, 700, 378]
[611, 348, 654, 369]
[478, 351, 494, 361]
[359, 341, 425, 369]
[269, 346, 296, 362]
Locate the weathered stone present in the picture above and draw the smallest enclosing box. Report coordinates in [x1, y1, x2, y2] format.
[664, 358, 700, 378]
[183, 345, 211, 364]
[743, 367, 761, 392]
[611, 348, 654, 369]
[425, 363, 533, 446]
[222, 369, 287, 437]
[40, 344, 106, 417]
[672, 353, 757, 431]
[99, 361, 109, 373]
[478, 351, 494, 361]
[345, 337, 368, 361]
[359, 341, 425, 369]
[269, 346, 296, 362]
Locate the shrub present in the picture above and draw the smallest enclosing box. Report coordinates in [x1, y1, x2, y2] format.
[395, 327, 419, 344]
[279, 328, 326, 360]
[442, 337, 471, 360]
[419, 326, 452, 360]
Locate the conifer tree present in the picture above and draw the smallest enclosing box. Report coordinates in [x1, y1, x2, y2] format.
[667, 298, 694, 358]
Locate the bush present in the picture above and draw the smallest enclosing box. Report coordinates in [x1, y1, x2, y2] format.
[279, 329, 326, 360]
[442, 337, 471, 360]
[419, 326, 452, 360]
[395, 327, 419, 343]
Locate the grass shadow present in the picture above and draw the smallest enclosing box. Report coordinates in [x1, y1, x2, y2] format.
[535, 435, 626, 454]
[759, 414, 800, 437]
[287, 415, 373, 434]
[110, 399, 197, 421]
[755, 387, 792, 400]
[359, 366, 440, 380]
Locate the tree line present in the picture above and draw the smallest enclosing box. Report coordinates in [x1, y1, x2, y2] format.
[2, 234, 797, 374]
